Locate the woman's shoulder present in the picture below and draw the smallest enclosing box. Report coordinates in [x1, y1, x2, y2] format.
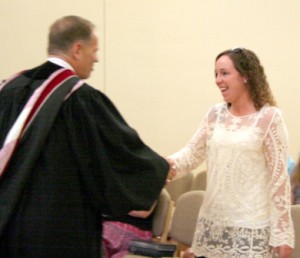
[261, 104, 281, 114]
[260, 104, 284, 120]
[208, 102, 227, 113]
[257, 105, 287, 132]
[203, 103, 227, 123]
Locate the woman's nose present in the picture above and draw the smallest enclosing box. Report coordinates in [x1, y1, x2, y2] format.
[215, 74, 222, 84]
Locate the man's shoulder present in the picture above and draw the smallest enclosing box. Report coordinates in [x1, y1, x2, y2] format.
[69, 82, 111, 107]
[73, 82, 101, 96]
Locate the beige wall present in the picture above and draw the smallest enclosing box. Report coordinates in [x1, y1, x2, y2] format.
[0, 0, 104, 90]
[2, 1, 300, 164]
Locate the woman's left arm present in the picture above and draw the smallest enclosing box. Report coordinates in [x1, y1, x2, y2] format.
[262, 108, 294, 251]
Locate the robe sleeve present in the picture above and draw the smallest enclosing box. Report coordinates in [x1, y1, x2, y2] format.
[63, 84, 169, 217]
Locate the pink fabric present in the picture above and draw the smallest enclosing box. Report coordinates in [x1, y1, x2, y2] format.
[102, 221, 152, 258]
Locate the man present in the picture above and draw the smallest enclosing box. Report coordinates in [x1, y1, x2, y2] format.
[0, 15, 170, 257]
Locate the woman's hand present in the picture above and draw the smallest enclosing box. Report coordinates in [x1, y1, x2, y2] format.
[165, 157, 177, 184]
[273, 245, 293, 258]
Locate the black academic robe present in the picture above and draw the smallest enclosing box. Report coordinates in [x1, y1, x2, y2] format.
[0, 62, 169, 257]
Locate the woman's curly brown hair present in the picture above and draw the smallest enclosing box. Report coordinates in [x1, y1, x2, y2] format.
[215, 48, 276, 110]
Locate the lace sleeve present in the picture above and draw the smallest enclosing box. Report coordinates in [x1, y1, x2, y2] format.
[263, 109, 294, 248]
[168, 113, 209, 179]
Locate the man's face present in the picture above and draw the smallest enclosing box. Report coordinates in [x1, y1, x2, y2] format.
[76, 33, 99, 79]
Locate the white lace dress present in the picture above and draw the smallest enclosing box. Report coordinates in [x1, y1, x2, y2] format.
[169, 103, 294, 258]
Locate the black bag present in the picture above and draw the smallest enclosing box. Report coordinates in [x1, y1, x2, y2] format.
[128, 239, 177, 257]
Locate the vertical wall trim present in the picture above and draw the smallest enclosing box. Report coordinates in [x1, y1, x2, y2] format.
[102, 0, 106, 92]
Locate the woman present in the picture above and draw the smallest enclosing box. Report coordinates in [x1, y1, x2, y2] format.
[168, 48, 294, 258]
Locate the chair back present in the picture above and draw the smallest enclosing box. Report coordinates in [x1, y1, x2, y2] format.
[191, 170, 207, 191]
[152, 188, 174, 240]
[169, 190, 205, 246]
[165, 173, 194, 202]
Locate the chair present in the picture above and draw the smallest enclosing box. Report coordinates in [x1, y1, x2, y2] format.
[152, 188, 174, 242]
[165, 173, 194, 202]
[168, 190, 205, 256]
[125, 190, 205, 257]
[191, 170, 207, 191]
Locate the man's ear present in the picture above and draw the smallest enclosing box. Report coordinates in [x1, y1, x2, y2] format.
[71, 42, 83, 60]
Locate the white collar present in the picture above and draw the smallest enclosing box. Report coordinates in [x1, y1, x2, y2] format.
[47, 57, 74, 71]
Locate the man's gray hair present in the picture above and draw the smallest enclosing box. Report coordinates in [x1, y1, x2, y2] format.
[48, 15, 95, 55]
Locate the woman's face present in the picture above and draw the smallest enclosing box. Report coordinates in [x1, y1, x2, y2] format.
[215, 55, 248, 104]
